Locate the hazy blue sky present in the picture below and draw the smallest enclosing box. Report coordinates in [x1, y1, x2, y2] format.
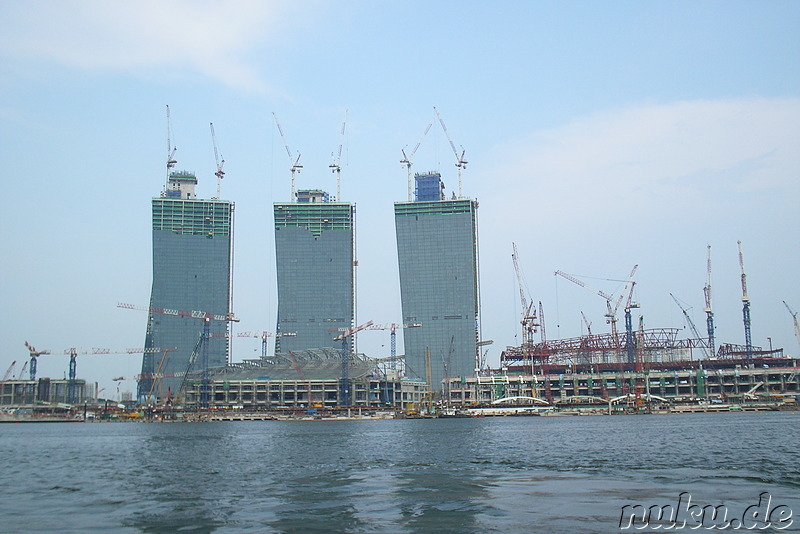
[1, 1, 798, 398]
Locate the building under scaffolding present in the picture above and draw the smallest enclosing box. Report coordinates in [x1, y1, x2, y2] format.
[445, 359, 799, 406]
[501, 328, 785, 372]
[180, 348, 429, 409]
[0, 378, 95, 406]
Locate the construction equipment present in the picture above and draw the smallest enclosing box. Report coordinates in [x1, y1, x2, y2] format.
[783, 301, 800, 349]
[670, 293, 709, 359]
[512, 243, 538, 349]
[329, 110, 347, 201]
[703, 245, 716, 358]
[272, 112, 303, 201]
[365, 322, 421, 370]
[433, 106, 468, 199]
[400, 117, 433, 201]
[555, 265, 637, 341]
[623, 282, 640, 364]
[16, 360, 28, 380]
[61, 347, 172, 404]
[23, 341, 51, 382]
[2, 361, 15, 382]
[210, 122, 225, 199]
[737, 241, 753, 360]
[581, 311, 593, 336]
[165, 105, 178, 186]
[333, 320, 374, 407]
[118, 302, 239, 407]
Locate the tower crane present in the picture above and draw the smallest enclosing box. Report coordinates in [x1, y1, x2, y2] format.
[333, 320, 374, 407]
[24, 341, 51, 382]
[60, 347, 173, 404]
[783, 301, 800, 350]
[555, 265, 637, 341]
[329, 110, 347, 201]
[210, 122, 225, 200]
[118, 302, 239, 408]
[272, 112, 303, 201]
[365, 322, 422, 370]
[512, 243, 538, 348]
[737, 240, 753, 360]
[670, 293, 709, 359]
[23, 342, 50, 404]
[703, 245, 716, 359]
[165, 105, 177, 190]
[400, 118, 433, 201]
[623, 282, 640, 364]
[433, 106, 468, 199]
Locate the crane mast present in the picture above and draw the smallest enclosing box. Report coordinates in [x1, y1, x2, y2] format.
[165, 105, 177, 192]
[737, 240, 753, 360]
[623, 282, 640, 364]
[703, 245, 715, 358]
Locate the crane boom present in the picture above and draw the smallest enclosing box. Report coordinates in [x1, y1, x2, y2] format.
[2, 361, 15, 382]
[272, 112, 303, 200]
[581, 311, 592, 335]
[400, 119, 434, 201]
[433, 106, 467, 198]
[783, 301, 800, 349]
[670, 293, 709, 359]
[117, 302, 239, 323]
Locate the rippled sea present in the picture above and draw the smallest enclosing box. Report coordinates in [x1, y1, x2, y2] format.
[1, 412, 798, 533]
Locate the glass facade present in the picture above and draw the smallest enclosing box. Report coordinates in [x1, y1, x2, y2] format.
[394, 197, 479, 392]
[274, 199, 354, 354]
[140, 185, 233, 400]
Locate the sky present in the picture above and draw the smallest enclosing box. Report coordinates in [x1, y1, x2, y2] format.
[1, 0, 798, 400]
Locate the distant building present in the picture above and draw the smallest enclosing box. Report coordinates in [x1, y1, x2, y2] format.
[273, 189, 355, 353]
[139, 170, 234, 400]
[1, 378, 93, 406]
[183, 349, 430, 409]
[394, 172, 480, 393]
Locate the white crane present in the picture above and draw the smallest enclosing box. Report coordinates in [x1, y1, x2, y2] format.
[210, 122, 225, 199]
[400, 118, 433, 201]
[165, 105, 178, 192]
[272, 112, 303, 201]
[783, 301, 800, 350]
[329, 110, 347, 201]
[434, 106, 467, 199]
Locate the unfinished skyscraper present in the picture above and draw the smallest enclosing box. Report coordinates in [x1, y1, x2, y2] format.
[394, 172, 480, 392]
[139, 171, 234, 399]
[274, 189, 355, 353]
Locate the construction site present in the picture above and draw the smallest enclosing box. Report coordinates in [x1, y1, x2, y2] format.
[3, 109, 799, 421]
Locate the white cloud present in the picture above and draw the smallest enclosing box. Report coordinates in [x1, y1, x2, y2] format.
[0, 0, 287, 91]
[484, 98, 800, 223]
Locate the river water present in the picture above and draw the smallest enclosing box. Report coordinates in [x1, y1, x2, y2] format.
[1, 412, 798, 533]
